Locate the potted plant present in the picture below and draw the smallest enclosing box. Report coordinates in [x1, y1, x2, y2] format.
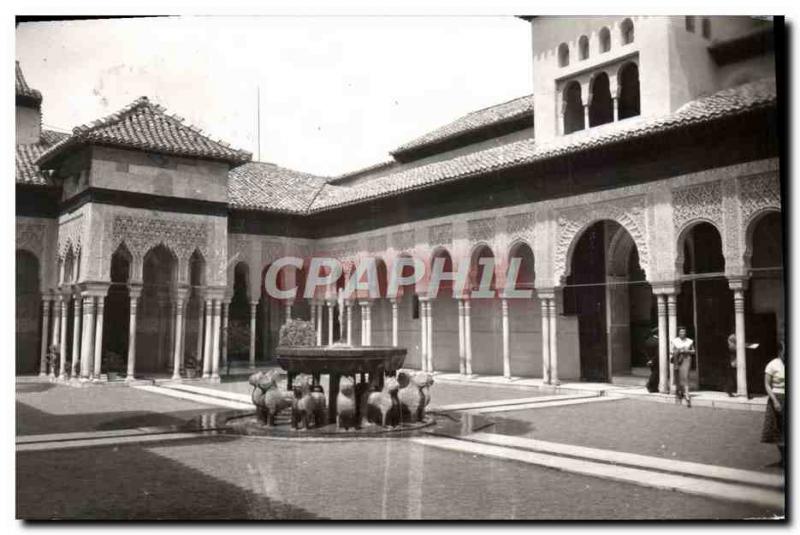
[102, 350, 125, 381]
[184, 353, 199, 379]
[279, 318, 316, 347]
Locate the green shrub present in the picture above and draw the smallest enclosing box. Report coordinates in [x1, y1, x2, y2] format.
[279, 319, 316, 347]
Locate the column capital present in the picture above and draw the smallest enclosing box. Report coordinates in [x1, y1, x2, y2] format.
[651, 282, 681, 296]
[78, 281, 111, 297]
[128, 283, 144, 299]
[727, 277, 749, 292]
[172, 285, 190, 301]
[537, 289, 556, 300]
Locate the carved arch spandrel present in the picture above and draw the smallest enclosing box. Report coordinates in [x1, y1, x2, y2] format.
[553, 195, 649, 284]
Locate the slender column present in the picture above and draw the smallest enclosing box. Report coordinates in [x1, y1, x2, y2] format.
[221, 300, 230, 369]
[501, 297, 510, 379]
[172, 294, 186, 380]
[196, 298, 205, 368]
[391, 298, 399, 347]
[211, 300, 221, 380]
[548, 298, 559, 385]
[365, 301, 373, 346]
[667, 294, 678, 393]
[249, 301, 257, 367]
[59, 295, 69, 378]
[202, 298, 213, 378]
[583, 105, 589, 130]
[92, 296, 106, 380]
[71, 293, 82, 378]
[79, 295, 96, 380]
[50, 296, 61, 378]
[425, 300, 433, 372]
[310, 300, 317, 328]
[540, 298, 551, 384]
[346, 302, 353, 345]
[285, 301, 292, 325]
[126, 287, 142, 381]
[732, 285, 748, 397]
[419, 297, 428, 371]
[457, 300, 465, 374]
[464, 299, 473, 375]
[656, 294, 668, 393]
[327, 301, 335, 346]
[168, 301, 177, 372]
[317, 302, 324, 345]
[612, 97, 619, 122]
[39, 297, 52, 377]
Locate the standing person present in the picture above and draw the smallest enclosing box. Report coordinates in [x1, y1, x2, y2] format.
[726, 333, 738, 397]
[671, 327, 695, 408]
[762, 342, 785, 466]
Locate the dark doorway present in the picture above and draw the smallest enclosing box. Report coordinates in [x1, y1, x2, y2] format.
[618, 63, 641, 120]
[105, 244, 131, 373]
[16, 249, 41, 374]
[565, 221, 608, 382]
[589, 73, 613, 127]
[679, 222, 732, 390]
[746, 211, 784, 395]
[563, 82, 584, 135]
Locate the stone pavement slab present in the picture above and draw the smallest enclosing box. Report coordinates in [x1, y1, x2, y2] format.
[17, 435, 782, 519]
[412, 435, 783, 510]
[489, 397, 779, 472]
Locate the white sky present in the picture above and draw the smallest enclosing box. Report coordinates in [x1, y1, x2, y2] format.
[15, 16, 532, 176]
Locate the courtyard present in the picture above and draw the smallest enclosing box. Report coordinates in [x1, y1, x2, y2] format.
[16, 374, 784, 520]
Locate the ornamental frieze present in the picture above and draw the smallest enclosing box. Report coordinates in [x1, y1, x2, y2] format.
[16, 221, 47, 257]
[553, 195, 649, 283]
[228, 235, 252, 265]
[57, 215, 84, 258]
[505, 212, 535, 243]
[112, 215, 209, 260]
[428, 223, 452, 247]
[672, 180, 723, 233]
[467, 217, 496, 243]
[366, 234, 387, 254]
[391, 230, 415, 252]
[739, 172, 781, 225]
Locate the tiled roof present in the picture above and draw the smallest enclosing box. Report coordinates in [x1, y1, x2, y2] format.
[35, 96, 252, 168]
[16, 61, 42, 105]
[228, 161, 328, 213]
[391, 94, 533, 155]
[328, 159, 397, 184]
[16, 130, 70, 185]
[306, 78, 776, 213]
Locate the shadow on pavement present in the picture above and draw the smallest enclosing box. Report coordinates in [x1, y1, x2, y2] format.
[17, 436, 323, 520]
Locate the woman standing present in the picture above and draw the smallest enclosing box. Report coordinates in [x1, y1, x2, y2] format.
[762, 342, 785, 466]
[671, 327, 695, 408]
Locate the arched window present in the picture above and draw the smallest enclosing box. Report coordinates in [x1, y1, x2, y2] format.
[618, 62, 640, 119]
[620, 18, 634, 45]
[578, 35, 589, 60]
[701, 18, 711, 39]
[685, 16, 696, 33]
[563, 81, 584, 135]
[558, 43, 570, 67]
[589, 72, 613, 127]
[599, 27, 611, 53]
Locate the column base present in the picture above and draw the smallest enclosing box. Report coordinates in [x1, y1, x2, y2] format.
[38, 372, 47, 378]
[171, 375, 183, 382]
[207, 376, 221, 384]
[125, 375, 137, 383]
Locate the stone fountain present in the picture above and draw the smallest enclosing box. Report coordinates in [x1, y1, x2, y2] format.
[226, 316, 434, 436]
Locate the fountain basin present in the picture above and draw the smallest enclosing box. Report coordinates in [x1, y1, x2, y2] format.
[274, 345, 407, 376]
[273, 345, 408, 425]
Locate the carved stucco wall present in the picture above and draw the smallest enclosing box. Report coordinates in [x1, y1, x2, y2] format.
[16, 216, 58, 291]
[552, 194, 650, 284]
[75, 204, 229, 286]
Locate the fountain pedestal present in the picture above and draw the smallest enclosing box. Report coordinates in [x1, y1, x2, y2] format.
[274, 345, 407, 424]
